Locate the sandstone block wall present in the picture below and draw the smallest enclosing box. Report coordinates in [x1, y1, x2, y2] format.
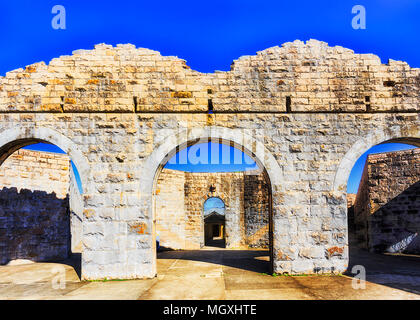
[353, 148, 420, 253]
[0, 39, 418, 114]
[244, 173, 270, 248]
[0, 149, 82, 263]
[0, 39, 418, 279]
[155, 168, 185, 249]
[0, 150, 71, 263]
[184, 171, 245, 249]
[155, 168, 269, 250]
[0, 149, 70, 198]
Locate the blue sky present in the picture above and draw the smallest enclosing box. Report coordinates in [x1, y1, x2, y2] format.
[23, 141, 417, 196]
[204, 197, 225, 216]
[0, 1, 419, 75]
[165, 142, 258, 172]
[3, 1, 419, 197]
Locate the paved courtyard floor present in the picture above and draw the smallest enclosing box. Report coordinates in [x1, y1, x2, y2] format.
[0, 247, 418, 300]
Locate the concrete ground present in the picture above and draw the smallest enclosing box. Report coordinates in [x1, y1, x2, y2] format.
[0, 248, 419, 300]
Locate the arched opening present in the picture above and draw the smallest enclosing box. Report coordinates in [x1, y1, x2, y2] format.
[344, 137, 420, 293]
[203, 197, 226, 248]
[152, 137, 273, 274]
[0, 138, 84, 278]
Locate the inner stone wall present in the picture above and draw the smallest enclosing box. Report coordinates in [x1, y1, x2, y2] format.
[353, 148, 420, 253]
[155, 168, 269, 250]
[155, 168, 186, 249]
[244, 172, 270, 248]
[0, 149, 71, 263]
[0, 149, 70, 198]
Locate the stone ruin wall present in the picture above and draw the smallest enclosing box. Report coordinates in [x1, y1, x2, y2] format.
[155, 168, 185, 249]
[0, 149, 71, 263]
[0, 39, 418, 279]
[244, 173, 270, 248]
[0, 39, 419, 115]
[184, 170, 245, 249]
[0, 149, 70, 198]
[353, 148, 420, 253]
[0, 149, 83, 264]
[155, 168, 269, 250]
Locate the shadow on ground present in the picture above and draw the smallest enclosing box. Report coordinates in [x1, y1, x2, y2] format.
[204, 238, 226, 248]
[345, 247, 420, 295]
[0, 249, 419, 299]
[54, 253, 82, 279]
[158, 249, 270, 274]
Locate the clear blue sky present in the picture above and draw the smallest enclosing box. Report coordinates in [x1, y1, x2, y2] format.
[4, 1, 419, 196]
[204, 197, 225, 216]
[165, 142, 258, 172]
[0, 1, 419, 75]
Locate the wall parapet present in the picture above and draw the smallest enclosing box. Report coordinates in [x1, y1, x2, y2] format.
[0, 39, 418, 113]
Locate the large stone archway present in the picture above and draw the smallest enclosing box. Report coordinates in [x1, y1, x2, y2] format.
[141, 126, 282, 277]
[331, 125, 420, 257]
[0, 125, 89, 272]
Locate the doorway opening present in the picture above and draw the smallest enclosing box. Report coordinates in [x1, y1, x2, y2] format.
[204, 197, 226, 248]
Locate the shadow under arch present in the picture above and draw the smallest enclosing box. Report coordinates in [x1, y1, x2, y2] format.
[143, 127, 283, 275]
[0, 125, 89, 278]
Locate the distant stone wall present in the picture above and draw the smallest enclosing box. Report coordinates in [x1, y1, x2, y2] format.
[184, 171, 245, 249]
[353, 148, 420, 253]
[155, 168, 185, 249]
[155, 168, 269, 250]
[347, 194, 356, 208]
[0, 149, 70, 198]
[0, 149, 71, 264]
[346, 193, 357, 243]
[244, 172, 270, 248]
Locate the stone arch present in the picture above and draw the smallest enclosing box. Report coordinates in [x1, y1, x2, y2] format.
[0, 125, 89, 190]
[142, 126, 283, 197]
[202, 196, 226, 245]
[333, 125, 420, 192]
[201, 190, 244, 249]
[0, 125, 89, 270]
[203, 195, 226, 210]
[141, 126, 282, 275]
[331, 125, 420, 259]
